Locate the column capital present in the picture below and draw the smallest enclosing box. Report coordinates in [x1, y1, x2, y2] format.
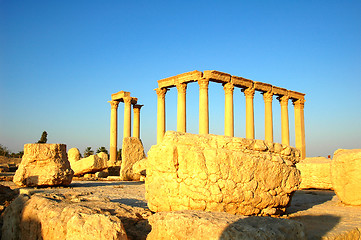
[223, 82, 234, 94]
[243, 87, 255, 98]
[108, 100, 120, 109]
[262, 91, 273, 103]
[277, 95, 289, 106]
[155, 87, 167, 99]
[198, 78, 209, 90]
[176, 82, 187, 94]
[133, 104, 143, 110]
[123, 96, 132, 104]
[292, 98, 306, 109]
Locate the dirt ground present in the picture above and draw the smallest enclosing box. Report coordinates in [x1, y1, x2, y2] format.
[1, 180, 361, 239]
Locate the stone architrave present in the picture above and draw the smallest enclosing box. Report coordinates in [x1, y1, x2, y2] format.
[121, 137, 146, 181]
[146, 131, 301, 216]
[331, 149, 361, 205]
[147, 210, 306, 240]
[70, 152, 108, 176]
[296, 157, 332, 190]
[13, 144, 73, 187]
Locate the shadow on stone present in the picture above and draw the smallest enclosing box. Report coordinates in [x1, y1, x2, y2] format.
[219, 215, 307, 239]
[111, 198, 148, 208]
[286, 190, 335, 214]
[69, 181, 144, 188]
[288, 214, 341, 239]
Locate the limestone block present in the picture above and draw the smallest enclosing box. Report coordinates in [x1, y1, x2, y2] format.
[68, 148, 81, 164]
[296, 157, 332, 190]
[2, 194, 128, 240]
[71, 153, 108, 176]
[147, 210, 306, 240]
[132, 158, 147, 176]
[331, 149, 361, 205]
[121, 137, 146, 181]
[146, 131, 301, 216]
[13, 144, 73, 187]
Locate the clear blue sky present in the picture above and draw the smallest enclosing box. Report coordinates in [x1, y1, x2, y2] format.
[1, 0, 360, 157]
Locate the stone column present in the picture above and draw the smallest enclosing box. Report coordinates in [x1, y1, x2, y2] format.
[176, 83, 187, 133]
[198, 79, 209, 134]
[278, 95, 290, 146]
[109, 100, 119, 164]
[244, 87, 255, 139]
[263, 91, 273, 142]
[123, 96, 132, 139]
[156, 88, 167, 144]
[293, 98, 306, 159]
[133, 104, 143, 139]
[223, 82, 234, 137]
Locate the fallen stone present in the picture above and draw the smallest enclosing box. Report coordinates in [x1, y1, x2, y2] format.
[121, 137, 146, 181]
[13, 144, 73, 187]
[146, 131, 301, 216]
[68, 147, 81, 163]
[71, 153, 108, 176]
[2, 191, 152, 240]
[147, 210, 306, 240]
[296, 157, 332, 190]
[331, 149, 361, 205]
[132, 158, 147, 177]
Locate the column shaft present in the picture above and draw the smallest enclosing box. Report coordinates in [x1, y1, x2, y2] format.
[133, 105, 142, 139]
[198, 79, 209, 134]
[244, 87, 255, 139]
[293, 99, 306, 159]
[263, 91, 274, 142]
[109, 100, 119, 164]
[176, 83, 187, 132]
[123, 97, 132, 139]
[279, 95, 290, 146]
[224, 82, 234, 137]
[156, 88, 167, 144]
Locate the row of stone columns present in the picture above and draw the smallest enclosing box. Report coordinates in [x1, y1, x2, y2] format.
[108, 96, 143, 164]
[155, 80, 306, 159]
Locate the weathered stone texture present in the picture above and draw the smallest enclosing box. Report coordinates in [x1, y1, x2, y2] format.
[121, 137, 146, 181]
[13, 144, 73, 187]
[146, 131, 301, 216]
[147, 210, 306, 240]
[68, 148, 81, 163]
[71, 153, 108, 176]
[296, 157, 332, 190]
[2, 194, 130, 240]
[331, 149, 361, 206]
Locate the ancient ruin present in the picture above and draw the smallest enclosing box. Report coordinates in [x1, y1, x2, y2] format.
[108, 91, 143, 165]
[13, 144, 73, 187]
[155, 70, 306, 159]
[146, 131, 301, 216]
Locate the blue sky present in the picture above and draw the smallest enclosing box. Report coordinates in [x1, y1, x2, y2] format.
[1, 0, 360, 157]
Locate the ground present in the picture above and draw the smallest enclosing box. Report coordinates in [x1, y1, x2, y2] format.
[1, 180, 361, 239]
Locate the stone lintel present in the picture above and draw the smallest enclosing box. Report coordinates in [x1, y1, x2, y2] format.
[254, 81, 272, 93]
[272, 86, 288, 96]
[158, 70, 203, 88]
[288, 90, 305, 100]
[203, 70, 231, 83]
[111, 91, 131, 101]
[231, 76, 253, 89]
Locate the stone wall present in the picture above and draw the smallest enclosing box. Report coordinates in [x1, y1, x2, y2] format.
[146, 131, 301, 216]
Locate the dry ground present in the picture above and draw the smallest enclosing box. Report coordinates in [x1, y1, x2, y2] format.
[1, 180, 361, 239]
